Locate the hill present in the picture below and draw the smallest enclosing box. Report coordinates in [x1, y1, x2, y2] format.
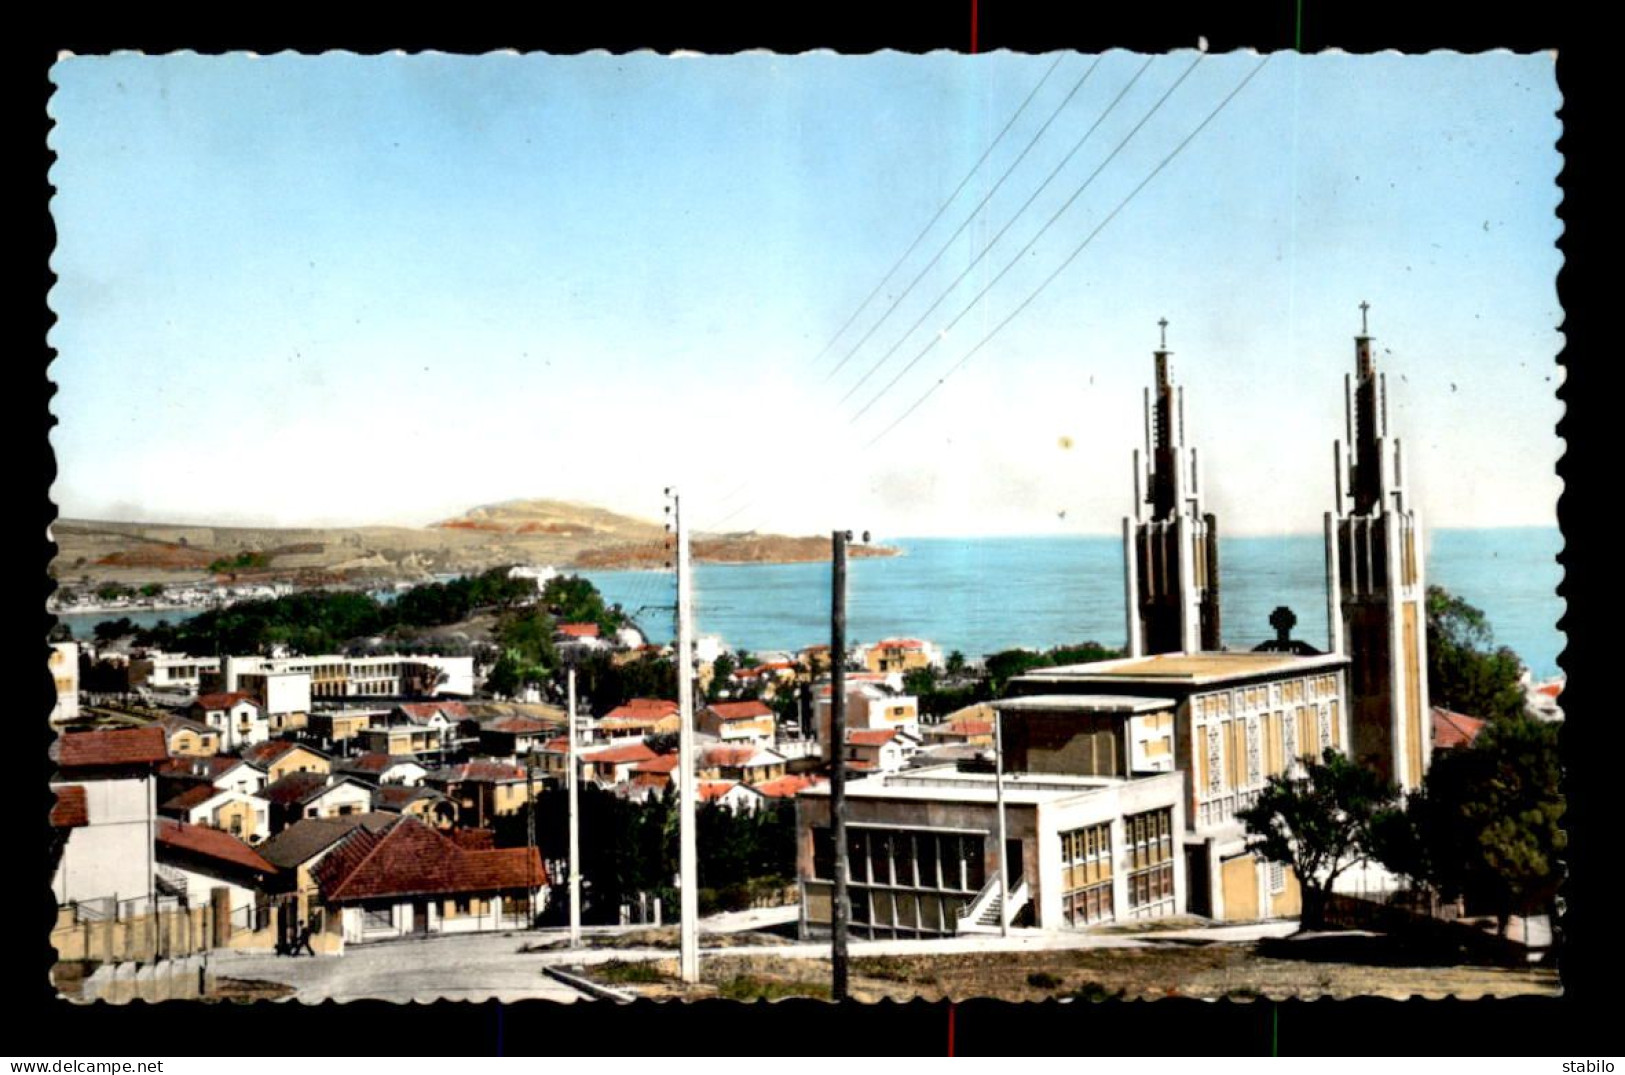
[49, 499, 897, 588]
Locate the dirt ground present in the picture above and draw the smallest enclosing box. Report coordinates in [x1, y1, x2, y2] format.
[581, 940, 1560, 1002]
[207, 977, 297, 1001]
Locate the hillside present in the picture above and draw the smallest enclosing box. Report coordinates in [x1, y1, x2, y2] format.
[49, 499, 897, 588]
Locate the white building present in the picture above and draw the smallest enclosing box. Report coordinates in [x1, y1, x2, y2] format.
[49, 641, 79, 724]
[50, 727, 168, 913]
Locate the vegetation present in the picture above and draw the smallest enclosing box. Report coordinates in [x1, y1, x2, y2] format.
[715, 975, 830, 1002]
[1426, 585, 1527, 722]
[494, 785, 797, 927]
[207, 551, 270, 574]
[1236, 749, 1399, 930]
[903, 641, 1122, 719]
[540, 574, 629, 638]
[1372, 715, 1563, 935]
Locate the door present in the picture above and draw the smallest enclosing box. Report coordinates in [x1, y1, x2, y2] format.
[1185, 846, 1211, 917]
[1005, 839, 1025, 886]
[413, 901, 431, 934]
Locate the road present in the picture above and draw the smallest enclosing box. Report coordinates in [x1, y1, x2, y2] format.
[205, 917, 1298, 1002]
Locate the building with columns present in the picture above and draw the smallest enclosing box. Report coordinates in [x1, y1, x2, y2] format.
[1123, 322, 1221, 657]
[1326, 305, 1431, 792]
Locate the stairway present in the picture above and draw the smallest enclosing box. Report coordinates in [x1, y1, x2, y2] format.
[958, 876, 1031, 933]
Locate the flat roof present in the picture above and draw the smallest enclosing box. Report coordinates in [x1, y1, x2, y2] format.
[992, 694, 1174, 715]
[801, 764, 1169, 807]
[1019, 650, 1348, 687]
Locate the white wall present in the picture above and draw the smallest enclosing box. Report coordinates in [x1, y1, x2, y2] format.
[262, 672, 312, 716]
[52, 777, 155, 908]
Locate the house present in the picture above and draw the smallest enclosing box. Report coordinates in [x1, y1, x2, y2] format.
[159, 754, 267, 798]
[356, 706, 456, 759]
[50, 726, 169, 912]
[242, 739, 332, 783]
[313, 816, 548, 944]
[861, 637, 942, 675]
[596, 699, 680, 741]
[257, 812, 398, 945]
[258, 772, 376, 833]
[160, 783, 271, 843]
[155, 818, 277, 925]
[235, 671, 311, 733]
[580, 741, 659, 786]
[696, 744, 789, 786]
[371, 783, 457, 827]
[423, 761, 539, 828]
[699, 700, 777, 747]
[307, 709, 376, 745]
[924, 711, 995, 748]
[128, 651, 220, 694]
[1432, 706, 1488, 752]
[814, 682, 921, 758]
[844, 728, 912, 774]
[628, 753, 679, 797]
[698, 780, 761, 813]
[753, 773, 826, 802]
[188, 692, 270, 751]
[155, 713, 222, 757]
[335, 752, 429, 787]
[478, 715, 559, 757]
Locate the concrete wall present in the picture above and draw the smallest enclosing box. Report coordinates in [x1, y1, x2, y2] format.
[51, 778, 154, 907]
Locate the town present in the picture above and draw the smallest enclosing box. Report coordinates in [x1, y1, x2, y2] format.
[46, 318, 1565, 1003]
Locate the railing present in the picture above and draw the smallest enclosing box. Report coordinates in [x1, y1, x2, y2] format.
[957, 875, 1001, 925]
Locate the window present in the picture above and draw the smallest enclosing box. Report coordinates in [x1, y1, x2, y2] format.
[1268, 861, 1287, 894]
[364, 906, 394, 931]
[1059, 821, 1114, 926]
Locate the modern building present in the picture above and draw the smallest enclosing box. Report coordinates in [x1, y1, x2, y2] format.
[1124, 322, 1221, 657]
[204, 654, 475, 700]
[129, 652, 220, 694]
[1326, 306, 1431, 791]
[797, 766, 1185, 938]
[1002, 648, 1351, 920]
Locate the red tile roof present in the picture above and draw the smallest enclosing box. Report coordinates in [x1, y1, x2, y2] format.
[584, 742, 658, 765]
[242, 739, 325, 766]
[935, 719, 993, 737]
[1536, 682, 1563, 699]
[701, 745, 760, 768]
[698, 780, 740, 802]
[157, 818, 276, 875]
[159, 755, 248, 781]
[192, 692, 259, 712]
[56, 726, 169, 770]
[449, 827, 496, 850]
[162, 784, 222, 812]
[753, 774, 826, 799]
[258, 770, 335, 805]
[604, 699, 678, 722]
[846, 760, 876, 771]
[487, 716, 553, 735]
[432, 761, 529, 784]
[1432, 707, 1488, 751]
[50, 785, 88, 828]
[314, 816, 546, 902]
[373, 784, 442, 810]
[847, 729, 898, 747]
[707, 701, 773, 721]
[632, 754, 680, 774]
[342, 752, 397, 774]
[558, 623, 600, 638]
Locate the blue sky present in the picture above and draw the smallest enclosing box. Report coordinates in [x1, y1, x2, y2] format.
[48, 51, 1562, 538]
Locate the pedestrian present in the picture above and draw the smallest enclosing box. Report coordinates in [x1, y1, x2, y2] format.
[297, 921, 316, 957]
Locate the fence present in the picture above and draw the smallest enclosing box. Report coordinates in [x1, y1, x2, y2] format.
[1322, 892, 1530, 966]
[53, 893, 279, 964]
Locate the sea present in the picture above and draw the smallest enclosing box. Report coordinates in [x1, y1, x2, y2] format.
[52, 527, 1566, 680]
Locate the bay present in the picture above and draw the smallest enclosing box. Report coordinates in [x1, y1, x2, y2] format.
[50, 527, 1566, 680]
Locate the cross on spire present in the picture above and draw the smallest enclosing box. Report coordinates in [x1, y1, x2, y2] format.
[1359, 300, 1370, 336]
[1158, 317, 1169, 350]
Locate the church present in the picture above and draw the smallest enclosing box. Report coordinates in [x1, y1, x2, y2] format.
[796, 308, 1431, 932]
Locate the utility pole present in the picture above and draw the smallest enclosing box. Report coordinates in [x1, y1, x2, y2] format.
[993, 708, 1009, 937]
[525, 751, 537, 928]
[567, 658, 581, 947]
[829, 529, 852, 1002]
[669, 488, 700, 984]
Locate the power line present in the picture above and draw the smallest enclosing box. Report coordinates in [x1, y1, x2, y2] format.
[838, 55, 1155, 409]
[808, 56, 1066, 372]
[822, 57, 1103, 385]
[865, 56, 1273, 448]
[852, 52, 1202, 423]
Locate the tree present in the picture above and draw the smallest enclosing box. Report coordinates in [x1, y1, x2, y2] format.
[1426, 585, 1527, 722]
[1236, 749, 1398, 930]
[708, 652, 736, 701]
[945, 650, 967, 676]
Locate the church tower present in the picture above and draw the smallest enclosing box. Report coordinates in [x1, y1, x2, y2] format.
[1123, 320, 1221, 657]
[1325, 303, 1430, 791]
